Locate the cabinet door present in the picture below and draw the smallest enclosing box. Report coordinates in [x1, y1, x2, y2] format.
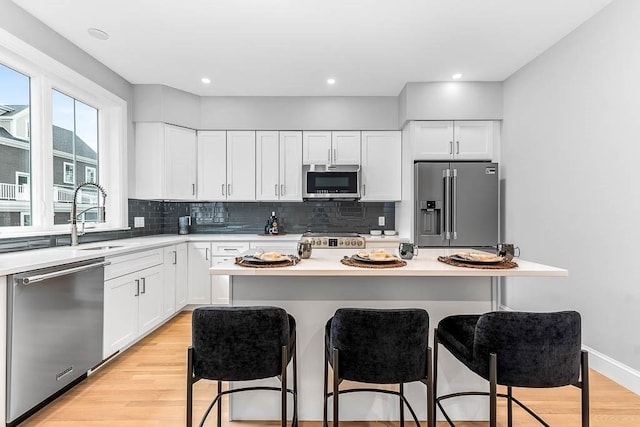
[164, 125, 197, 200]
[134, 122, 164, 199]
[103, 272, 138, 358]
[227, 131, 256, 201]
[256, 131, 280, 201]
[174, 243, 188, 310]
[279, 131, 303, 201]
[303, 131, 331, 164]
[413, 121, 455, 160]
[187, 243, 211, 304]
[453, 121, 494, 160]
[197, 131, 227, 201]
[137, 265, 164, 336]
[332, 131, 361, 165]
[361, 131, 401, 201]
[211, 257, 232, 305]
[162, 246, 177, 319]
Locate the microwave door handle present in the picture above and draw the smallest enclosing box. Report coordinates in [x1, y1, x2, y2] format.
[452, 168, 458, 240]
[444, 169, 451, 240]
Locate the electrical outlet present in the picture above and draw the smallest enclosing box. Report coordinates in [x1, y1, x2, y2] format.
[378, 216, 385, 227]
[134, 217, 145, 228]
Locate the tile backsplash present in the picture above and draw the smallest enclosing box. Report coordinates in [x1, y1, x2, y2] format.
[0, 199, 395, 253]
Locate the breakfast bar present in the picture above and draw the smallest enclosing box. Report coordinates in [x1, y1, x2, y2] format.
[210, 248, 567, 422]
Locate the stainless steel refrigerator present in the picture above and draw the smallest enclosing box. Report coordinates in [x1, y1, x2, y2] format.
[415, 162, 498, 247]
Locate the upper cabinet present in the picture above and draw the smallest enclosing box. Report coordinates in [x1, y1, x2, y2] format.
[198, 130, 256, 201]
[360, 131, 401, 201]
[134, 123, 197, 200]
[412, 121, 495, 161]
[303, 131, 361, 165]
[256, 131, 303, 201]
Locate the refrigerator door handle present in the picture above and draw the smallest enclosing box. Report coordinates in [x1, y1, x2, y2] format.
[452, 168, 458, 240]
[444, 169, 451, 240]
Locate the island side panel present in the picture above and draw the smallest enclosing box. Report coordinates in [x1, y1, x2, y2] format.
[228, 275, 492, 422]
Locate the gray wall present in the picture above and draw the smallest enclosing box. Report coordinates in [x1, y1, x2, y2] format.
[398, 82, 503, 127]
[502, 0, 640, 375]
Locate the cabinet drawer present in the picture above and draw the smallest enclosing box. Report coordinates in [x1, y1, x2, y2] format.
[105, 248, 164, 280]
[210, 242, 250, 257]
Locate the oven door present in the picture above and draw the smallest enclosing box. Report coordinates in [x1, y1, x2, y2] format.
[303, 168, 360, 199]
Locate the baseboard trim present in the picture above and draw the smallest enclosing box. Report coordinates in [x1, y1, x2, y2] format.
[499, 304, 640, 396]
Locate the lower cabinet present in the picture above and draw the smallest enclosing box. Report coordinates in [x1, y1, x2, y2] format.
[103, 263, 164, 359]
[163, 243, 188, 318]
[187, 242, 212, 304]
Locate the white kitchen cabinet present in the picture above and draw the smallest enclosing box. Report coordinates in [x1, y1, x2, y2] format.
[134, 122, 197, 200]
[163, 243, 188, 319]
[103, 249, 165, 358]
[303, 131, 361, 165]
[256, 131, 303, 201]
[187, 242, 211, 304]
[198, 131, 256, 201]
[360, 131, 402, 201]
[412, 121, 494, 161]
[211, 241, 249, 305]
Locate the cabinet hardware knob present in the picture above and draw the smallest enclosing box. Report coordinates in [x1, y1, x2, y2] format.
[280, 184, 284, 196]
[141, 277, 146, 294]
[192, 183, 195, 195]
[456, 141, 460, 155]
[221, 184, 225, 196]
[449, 141, 453, 155]
[135, 279, 140, 297]
[227, 183, 231, 195]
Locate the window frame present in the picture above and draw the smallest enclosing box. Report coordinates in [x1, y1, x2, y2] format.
[62, 162, 75, 184]
[0, 31, 128, 237]
[85, 166, 96, 183]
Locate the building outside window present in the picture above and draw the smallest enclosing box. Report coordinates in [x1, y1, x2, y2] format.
[0, 62, 31, 227]
[52, 90, 99, 225]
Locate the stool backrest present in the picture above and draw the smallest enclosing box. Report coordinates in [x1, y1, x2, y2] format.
[330, 308, 429, 384]
[474, 311, 581, 387]
[192, 306, 290, 381]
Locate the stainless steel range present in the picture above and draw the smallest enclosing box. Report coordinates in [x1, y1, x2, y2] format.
[300, 232, 365, 249]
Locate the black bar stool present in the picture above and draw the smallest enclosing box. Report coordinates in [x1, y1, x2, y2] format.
[186, 306, 297, 427]
[323, 307, 434, 427]
[434, 310, 588, 427]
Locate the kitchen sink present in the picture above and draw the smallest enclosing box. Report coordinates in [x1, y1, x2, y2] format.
[79, 245, 124, 250]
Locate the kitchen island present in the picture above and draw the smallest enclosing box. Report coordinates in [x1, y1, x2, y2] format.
[210, 248, 567, 422]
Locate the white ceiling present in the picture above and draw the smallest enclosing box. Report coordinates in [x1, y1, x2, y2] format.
[12, 0, 613, 97]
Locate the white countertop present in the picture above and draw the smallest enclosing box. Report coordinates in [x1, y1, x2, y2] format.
[210, 248, 568, 277]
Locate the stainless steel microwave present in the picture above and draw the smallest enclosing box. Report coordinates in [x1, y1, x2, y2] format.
[302, 165, 361, 200]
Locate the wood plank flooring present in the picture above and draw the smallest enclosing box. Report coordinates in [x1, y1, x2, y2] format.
[20, 312, 640, 426]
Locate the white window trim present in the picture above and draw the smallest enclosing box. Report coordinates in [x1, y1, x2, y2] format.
[0, 28, 128, 237]
[62, 162, 75, 184]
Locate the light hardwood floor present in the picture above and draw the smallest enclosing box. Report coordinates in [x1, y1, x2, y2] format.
[20, 312, 640, 426]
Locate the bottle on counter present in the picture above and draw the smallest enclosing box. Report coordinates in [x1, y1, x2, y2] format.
[266, 211, 279, 235]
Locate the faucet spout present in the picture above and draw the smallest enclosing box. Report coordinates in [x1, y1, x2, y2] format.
[71, 182, 107, 246]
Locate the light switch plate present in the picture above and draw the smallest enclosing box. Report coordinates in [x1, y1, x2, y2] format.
[134, 217, 145, 228]
[378, 216, 385, 226]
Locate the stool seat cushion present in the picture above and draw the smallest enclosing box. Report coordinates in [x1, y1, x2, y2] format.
[437, 311, 581, 388]
[325, 308, 429, 384]
[192, 306, 295, 381]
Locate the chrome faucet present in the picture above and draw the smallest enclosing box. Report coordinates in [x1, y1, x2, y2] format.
[71, 182, 107, 246]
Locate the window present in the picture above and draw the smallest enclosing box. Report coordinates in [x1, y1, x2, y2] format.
[0, 34, 127, 236]
[85, 166, 96, 183]
[63, 162, 75, 184]
[52, 90, 99, 225]
[0, 63, 31, 228]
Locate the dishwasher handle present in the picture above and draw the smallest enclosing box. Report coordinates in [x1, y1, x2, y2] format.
[20, 260, 111, 285]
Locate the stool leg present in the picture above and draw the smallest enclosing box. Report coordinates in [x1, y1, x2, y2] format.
[433, 330, 439, 424]
[333, 348, 340, 427]
[217, 381, 222, 427]
[186, 347, 193, 427]
[581, 351, 590, 427]
[293, 340, 298, 427]
[489, 353, 497, 427]
[427, 346, 434, 427]
[323, 347, 328, 427]
[507, 386, 513, 427]
[399, 383, 405, 427]
[281, 345, 288, 427]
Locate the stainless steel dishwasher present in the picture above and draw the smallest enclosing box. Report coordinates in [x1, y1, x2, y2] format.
[6, 257, 108, 426]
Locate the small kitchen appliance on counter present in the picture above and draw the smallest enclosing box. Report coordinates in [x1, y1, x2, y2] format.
[300, 232, 365, 249]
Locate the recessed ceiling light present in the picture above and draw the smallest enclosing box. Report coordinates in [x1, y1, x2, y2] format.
[87, 28, 109, 41]
[452, 73, 463, 80]
[201, 77, 211, 84]
[327, 78, 336, 85]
